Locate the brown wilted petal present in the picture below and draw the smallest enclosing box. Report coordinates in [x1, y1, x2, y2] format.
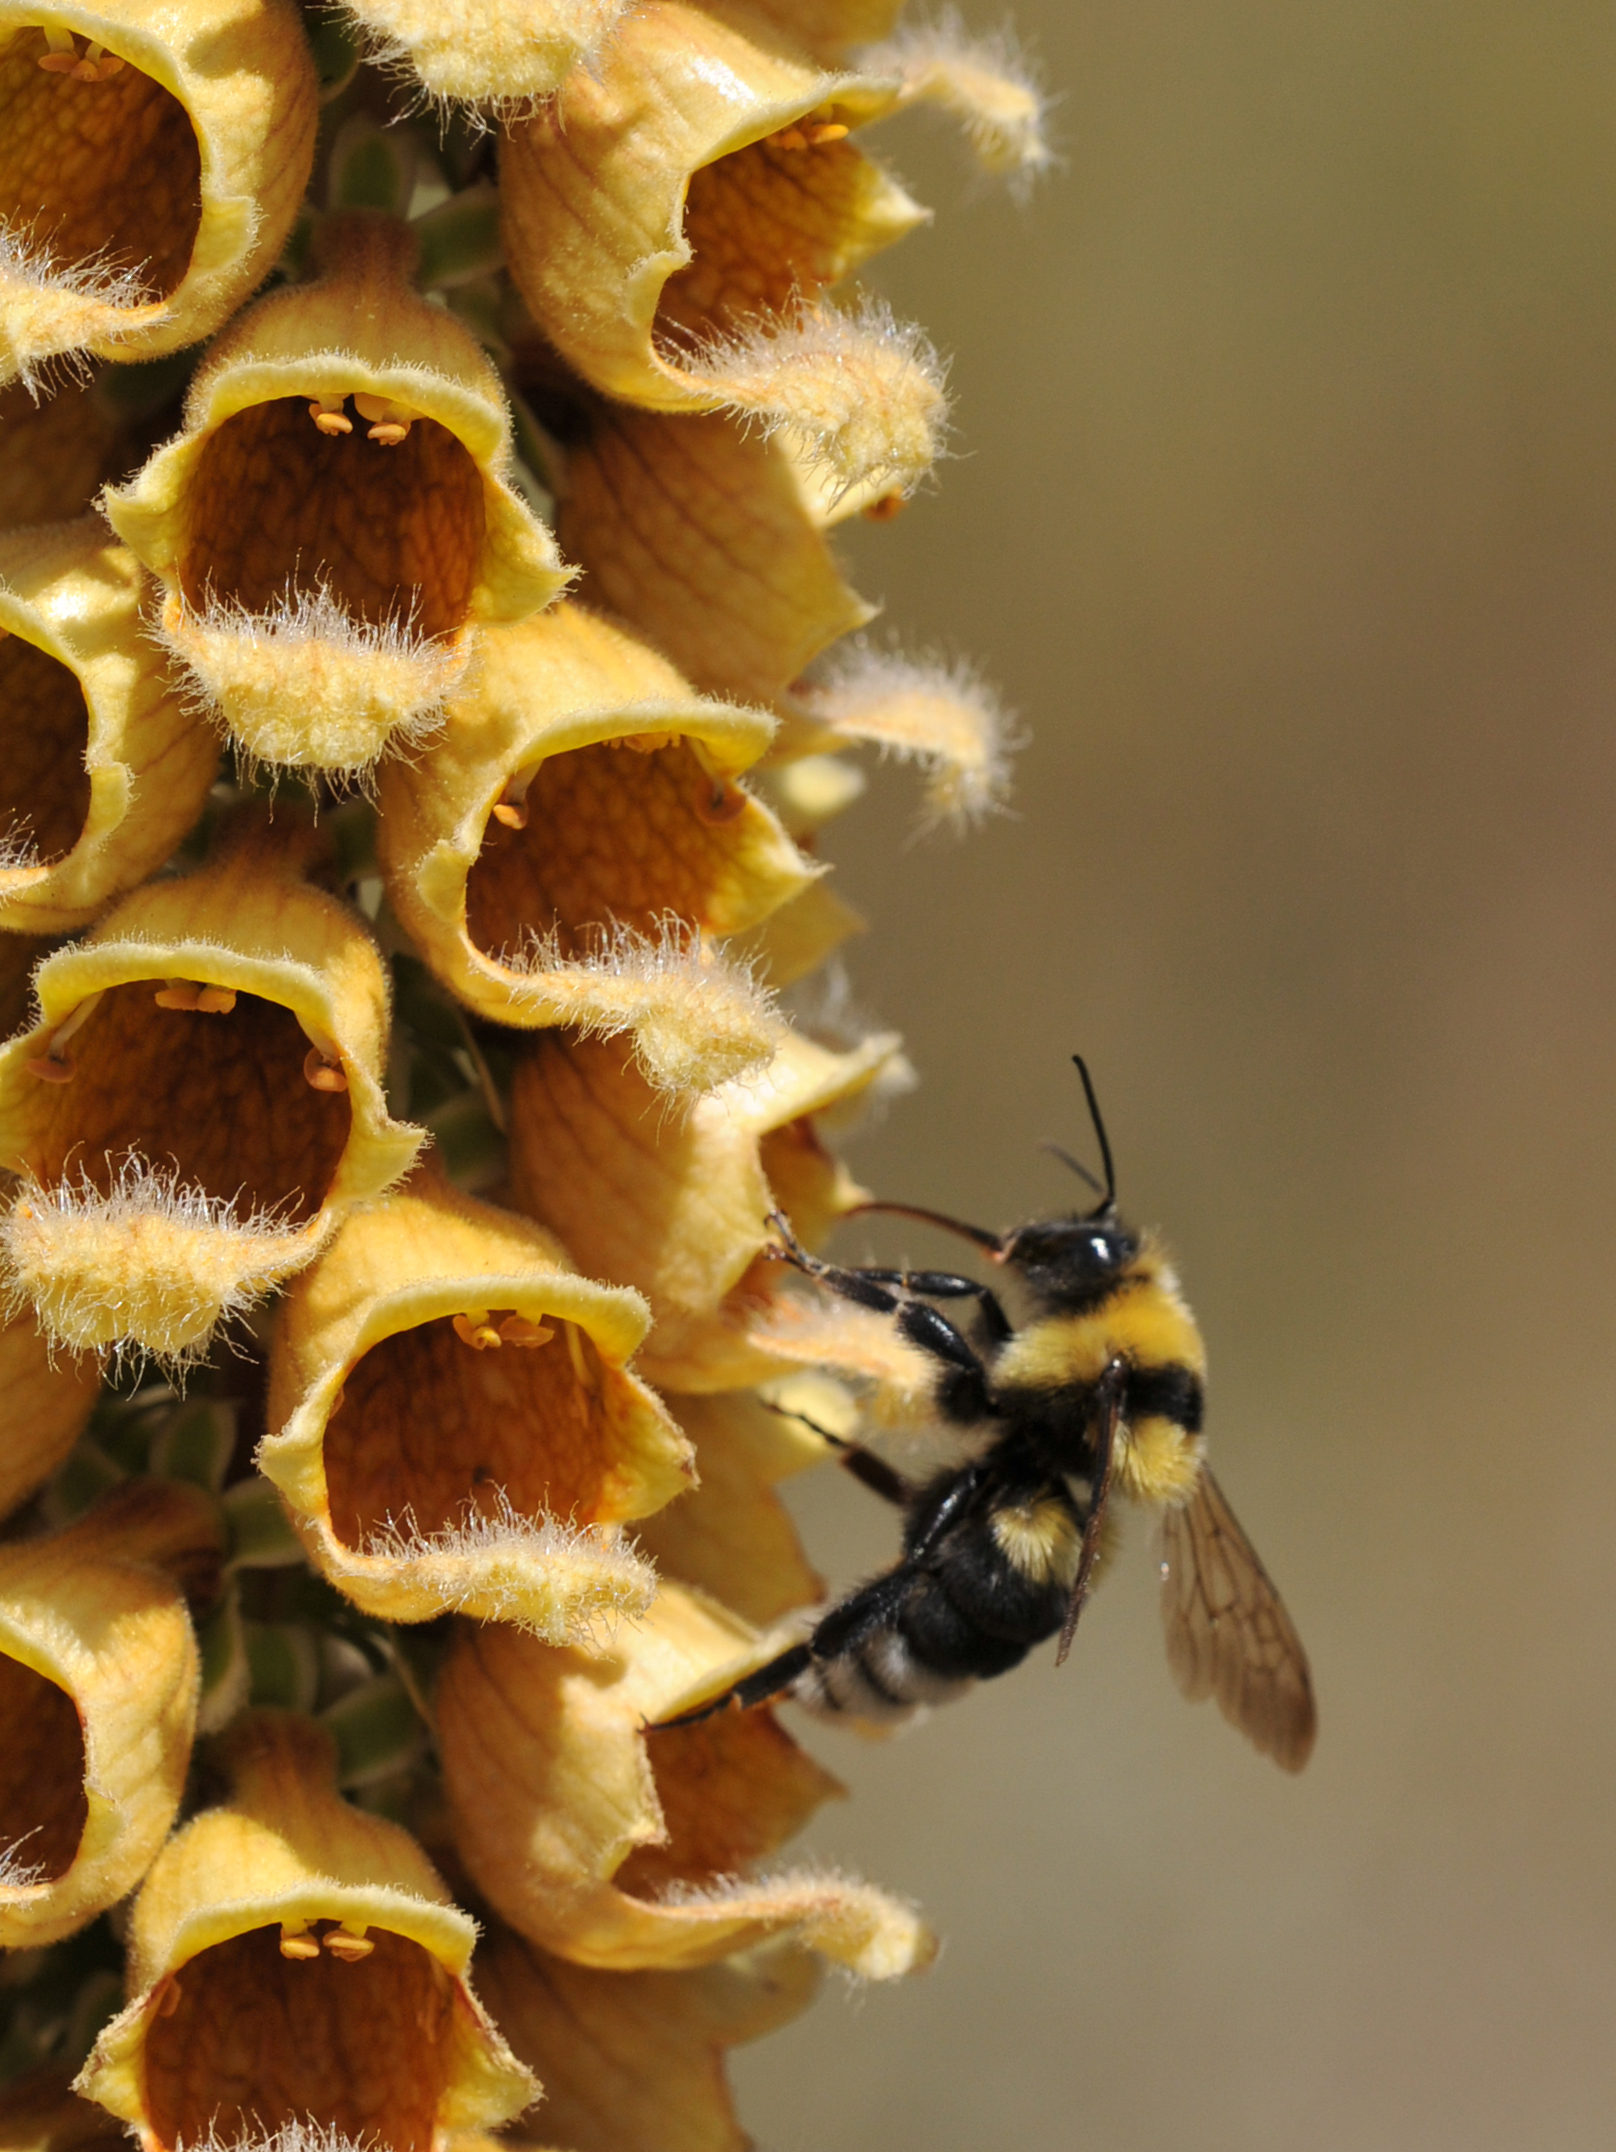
[77, 1711, 537, 2151]
[0, 809, 423, 1364]
[376, 602, 810, 1094]
[507, 1027, 905, 1390]
[437, 1589, 935, 1977]
[0, 518, 218, 933]
[476, 1925, 820, 2152]
[500, 2, 948, 499]
[260, 1164, 685, 1637]
[0, 1478, 222, 1949]
[103, 211, 567, 779]
[0, 0, 316, 392]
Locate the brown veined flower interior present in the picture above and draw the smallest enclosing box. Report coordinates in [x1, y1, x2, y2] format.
[463, 736, 755, 962]
[322, 1311, 650, 1549]
[18, 985, 351, 1223]
[0, 28, 200, 302]
[656, 113, 878, 349]
[614, 1709, 829, 1904]
[0, 631, 89, 866]
[0, 1653, 87, 1884]
[181, 398, 487, 641]
[141, 1923, 456, 2152]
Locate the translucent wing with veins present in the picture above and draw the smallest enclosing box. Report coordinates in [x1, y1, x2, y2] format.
[1159, 1467, 1317, 1773]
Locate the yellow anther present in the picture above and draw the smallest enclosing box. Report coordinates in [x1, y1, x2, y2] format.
[25, 1053, 73, 1084]
[302, 1046, 349, 1093]
[353, 393, 418, 446]
[498, 1314, 555, 1348]
[367, 423, 410, 446]
[605, 731, 677, 754]
[279, 1925, 321, 1960]
[803, 120, 850, 144]
[36, 25, 79, 70]
[154, 981, 237, 1014]
[771, 126, 810, 150]
[196, 986, 237, 1014]
[309, 398, 354, 437]
[490, 799, 528, 829]
[323, 1927, 375, 1962]
[452, 1311, 502, 1351]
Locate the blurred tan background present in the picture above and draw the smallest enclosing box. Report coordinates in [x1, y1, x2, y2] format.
[729, 3, 1616, 2145]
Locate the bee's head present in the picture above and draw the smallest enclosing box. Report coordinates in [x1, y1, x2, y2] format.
[998, 1210, 1141, 1310]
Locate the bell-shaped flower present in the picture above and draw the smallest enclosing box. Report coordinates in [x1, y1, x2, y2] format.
[0, 810, 423, 1365]
[500, 2, 946, 503]
[102, 210, 567, 780]
[436, 1584, 935, 1977]
[0, 1478, 222, 1949]
[0, 519, 218, 933]
[637, 1382, 836, 1626]
[0, 0, 317, 393]
[0, 1306, 99, 1522]
[259, 1164, 686, 1638]
[77, 1710, 537, 2152]
[507, 1025, 905, 1390]
[378, 601, 811, 1095]
[475, 1925, 820, 2152]
[522, 358, 873, 705]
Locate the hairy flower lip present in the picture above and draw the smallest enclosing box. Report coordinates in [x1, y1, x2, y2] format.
[102, 212, 567, 775]
[377, 603, 813, 1091]
[0, 0, 317, 392]
[77, 1711, 537, 2152]
[0, 813, 423, 1361]
[0, 1478, 222, 1950]
[0, 519, 218, 931]
[260, 1165, 686, 1636]
[437, 1589, 936, 1978]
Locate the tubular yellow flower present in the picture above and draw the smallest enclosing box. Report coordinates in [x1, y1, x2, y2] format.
[102, 211, 568, 778]
[0, 519, 217, 933]
[0, 1478, 221, 1950]
[259, 1164, 686, 1636]
[526, 373, 875, 705]
[0, 811, 423, 1363]
[376, 601, 810, 1093]
[500, 1, 947, 500]
[78, 1711, 537, 2150]
[636, 1381, 838, 1625]
[475, 1927, 820, 2152]
[0, 0, 317, 392]
[0, 1307, 98, 1521]
[507, 1025, 905, 1389]
[436, 1587, 935, 1977]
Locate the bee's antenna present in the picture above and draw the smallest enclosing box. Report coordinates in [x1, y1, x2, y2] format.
[1070, 1053, 1116, 1216]
[842, 1199, 1004, 1255]
[1039, 1141, 1105, 1198]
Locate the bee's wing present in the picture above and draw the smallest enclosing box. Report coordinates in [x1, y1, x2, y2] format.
[1158, 1466, 1316, 1772]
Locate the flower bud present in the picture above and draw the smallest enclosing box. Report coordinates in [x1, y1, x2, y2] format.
[0, 810, 423, 1363]
[77, 1711, 537, 2150]
[500, 2, 948, 499]
[260, 1165, 685, 1637]
[0, 0, 317, 392]
[508, 1026, 905, 1389]
[103, 211, 567, 779]
[0, 519, 217, 933]
[437, 1588, 934, 1977]
[0, 1478, 222, 1949]
[377, 602, 811, 1094]
[475, 1926, 820, 2152]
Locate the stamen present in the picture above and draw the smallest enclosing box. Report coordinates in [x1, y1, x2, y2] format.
[323, 1925, 375, 1961]
[36, 25, 79, 70]
[302, 1047, 349, 1093]
[279, 1923, 321, 1960]
[863, 492, 906, 522]
[155, 1975, 183, 2015]
[564, 1321, 590, 1388]
[154, 982, 238, 1014]
[309, 397, 354, 437]
[25, 1053, 73, 1083]
[803, 121, 849, 144]
[605, 731, 678, 754]
[352, 393, 419, 446]
[771, 127, 809, 150]
[498, 1314, 554, 1348]
[490, 800, 528, 830]
[452, 1311, 502, 1351]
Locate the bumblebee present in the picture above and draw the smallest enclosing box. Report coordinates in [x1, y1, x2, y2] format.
[662, 1057, 1316, 1772]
